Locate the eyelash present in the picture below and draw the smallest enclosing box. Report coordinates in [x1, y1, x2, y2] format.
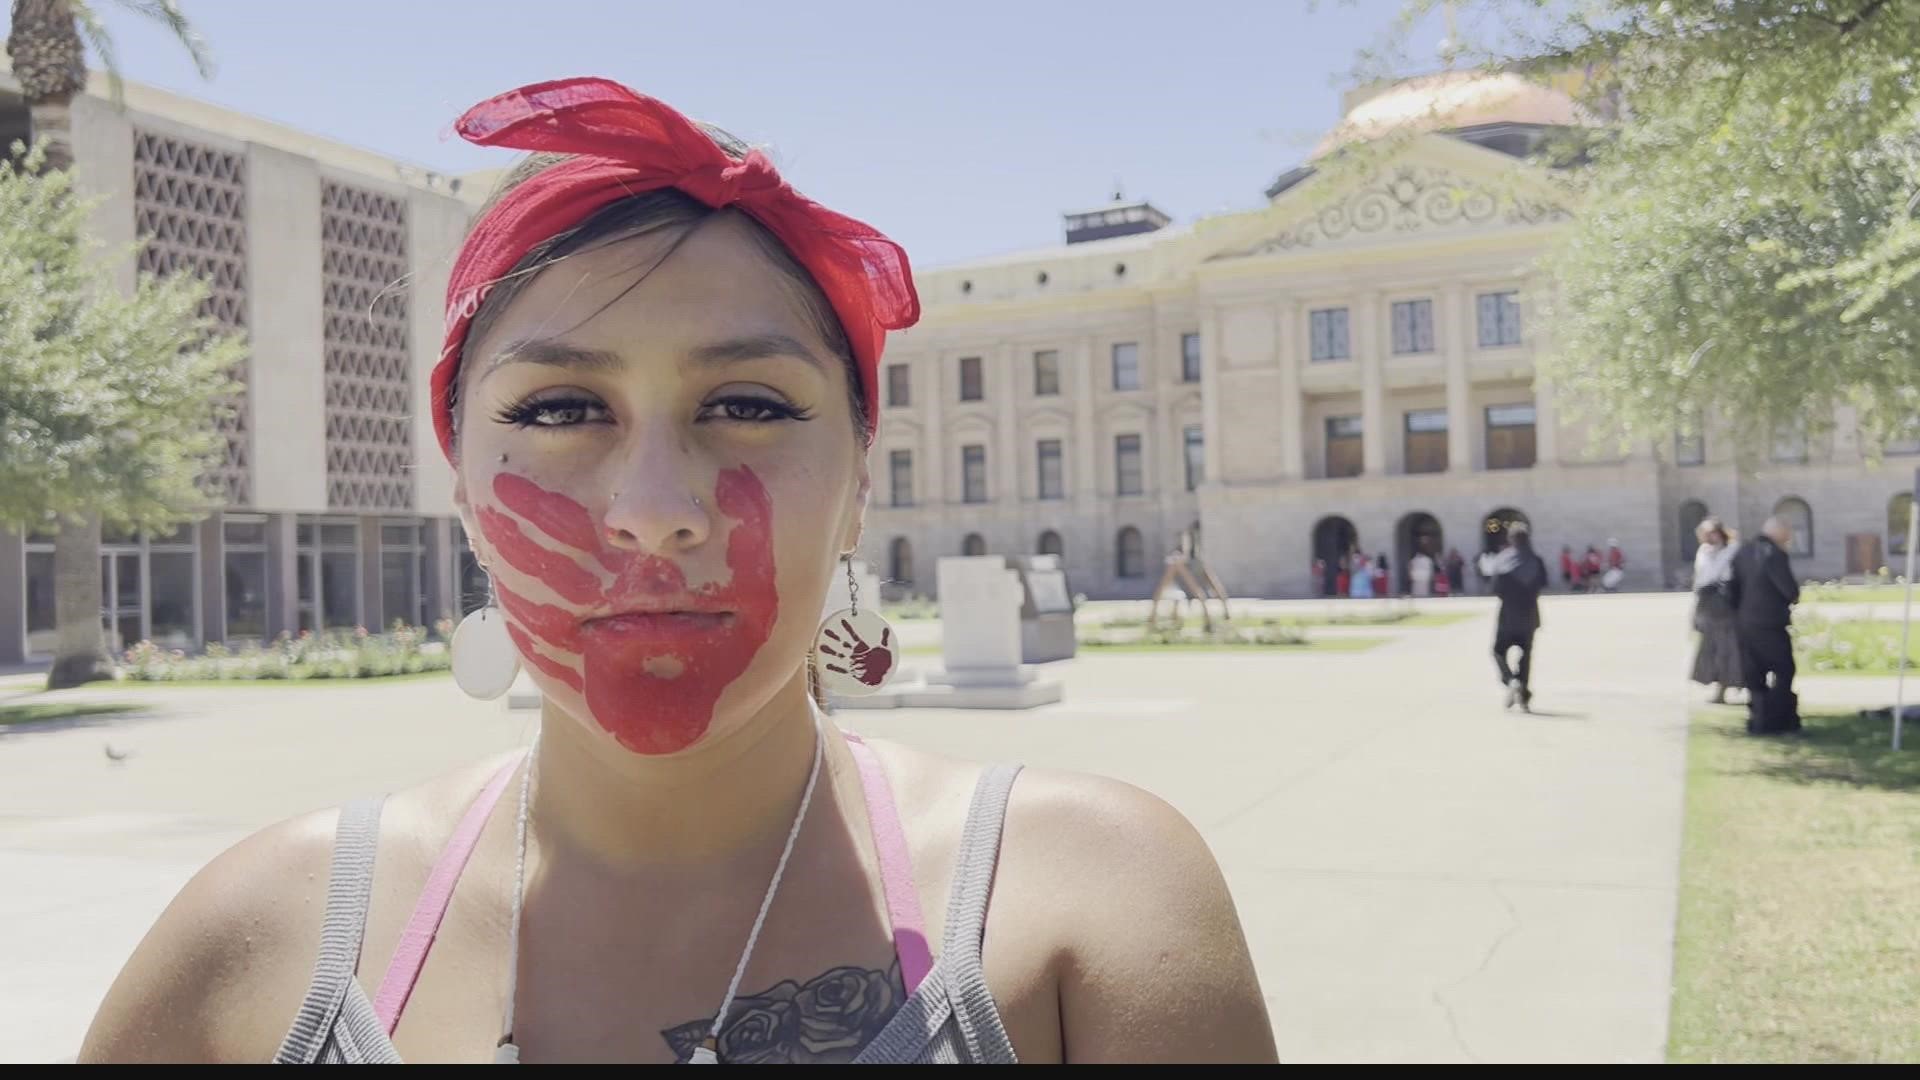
[491, 394, 813, 430]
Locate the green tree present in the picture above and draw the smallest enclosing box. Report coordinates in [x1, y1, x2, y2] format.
[0, 146, 242, 685]
[1377, 1, 1920, 451]
[6, 0, 220, 687]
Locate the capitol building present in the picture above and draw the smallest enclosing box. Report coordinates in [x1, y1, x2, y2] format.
[863, 70, 1918, 601]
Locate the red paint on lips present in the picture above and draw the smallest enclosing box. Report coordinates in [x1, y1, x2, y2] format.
[476, 466, 779, 755]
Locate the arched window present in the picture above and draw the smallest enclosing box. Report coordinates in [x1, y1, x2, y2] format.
[962, 533, 987, 557]
[1116, 527, 1145, 579]
[1773, 497, 1812, 558]
[889, 537, 914, 586]
[1890, 493, 1914, 558]
[1037, 530, 1064, 557]
[1678, 500, 1709, 563]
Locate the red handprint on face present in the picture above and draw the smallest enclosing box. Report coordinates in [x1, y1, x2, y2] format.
[820, 618, 894, 687]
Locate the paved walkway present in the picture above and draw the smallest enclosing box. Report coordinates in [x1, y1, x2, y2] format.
[6, 592, 1881, 1062]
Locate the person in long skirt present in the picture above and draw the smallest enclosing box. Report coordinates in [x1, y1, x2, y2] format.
[1689, 519, 1745, 704]
[1349, 550, 1375, 598]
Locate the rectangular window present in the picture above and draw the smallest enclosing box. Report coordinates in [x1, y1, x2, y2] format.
[1309, 307, 1350, 362]
[1181, 333, 1202, 383]
[1326, 415, 1364, 478]
[1675, 430, 1706, 466]
[298, 517, 361, 631]
[1391, 299, 1435, 355]
[1033, 350, 1060, 396]
[959, 356, 984, 402]
[1486, 403, 1538, 470]
[1404, 409, 1450, 474]
[1037, 439, 1064, 500]
[889, 450, 913, 507]
[149, 550, 197, 649]
[450, 521, 488, 617]
[322, 552, 359, 629]
[886, 363, 910, 408]
[1111, 342, 1141, 391]
[380, 520, 422, 630]
[1183, 425, 1205, 491]
[221, 514, 269, 642]
[1115, 434, 1144, 495]
[962, 444, 988, 504]
[1771, 420, 1808, 463]
[25, 547, 55, 654]
[1476, 291, 1522, 347]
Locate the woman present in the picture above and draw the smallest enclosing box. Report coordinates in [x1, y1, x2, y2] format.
[1690, 518, 1744, 704]
[1372, 554, 1391, 600]
[1408, 548, 1435, 598]
[79, 80, 1275, 1064]
[1349, 550, 1374, 598]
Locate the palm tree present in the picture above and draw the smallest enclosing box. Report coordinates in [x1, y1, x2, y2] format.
[7, 0, 214, 687]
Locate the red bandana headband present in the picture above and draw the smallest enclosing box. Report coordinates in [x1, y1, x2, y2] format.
[432, 77, 920, 459]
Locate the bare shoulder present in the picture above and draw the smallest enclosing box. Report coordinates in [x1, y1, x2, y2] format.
[857, 739, 1276, 1063]
[77, 755, 515, 1063]
[76, 804, 340, 1062]
[997, 767, 1278, 1063]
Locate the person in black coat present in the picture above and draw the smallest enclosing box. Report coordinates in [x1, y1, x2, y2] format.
[1481, 522, 1549, 712]
[1728, 516, 1802, 734]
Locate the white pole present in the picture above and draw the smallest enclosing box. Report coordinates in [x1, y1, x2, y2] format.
[1895, 495, 1917, 752]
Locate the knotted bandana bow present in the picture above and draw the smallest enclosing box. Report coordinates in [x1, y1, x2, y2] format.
[433, 77, 919, 457]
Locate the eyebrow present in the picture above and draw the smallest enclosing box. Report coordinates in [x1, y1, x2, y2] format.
[484, 333, 828, 376]
[485, 339, 625, 375]
[688, 333, 828, 373]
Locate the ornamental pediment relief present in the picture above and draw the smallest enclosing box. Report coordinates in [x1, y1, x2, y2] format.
[1212, 164, 1570, 258]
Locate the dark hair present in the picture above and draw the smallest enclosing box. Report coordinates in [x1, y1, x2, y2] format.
[447, 143, 870, 453]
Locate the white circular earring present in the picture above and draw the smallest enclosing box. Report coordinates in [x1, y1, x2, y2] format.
[451, 573, 523, 700]
[814, 557, 896, 697]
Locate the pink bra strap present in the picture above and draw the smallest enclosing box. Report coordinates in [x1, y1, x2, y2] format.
[371, 755, 524, 1035]
[843, 732, 934, 994]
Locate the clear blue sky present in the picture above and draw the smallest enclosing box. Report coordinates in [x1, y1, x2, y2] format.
[13, 0, 1444, 267]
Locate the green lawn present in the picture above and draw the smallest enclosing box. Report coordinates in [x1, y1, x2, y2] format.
[1668, 708, 1920, 1063]
[1794, 617, 1920, 675]
[96, 669, 456, 689]
[0, 700, 145, 726]
[1801, 584, 1915, 605]
[1077, 635, 1387, 653]
[907, 636, 1389, 656]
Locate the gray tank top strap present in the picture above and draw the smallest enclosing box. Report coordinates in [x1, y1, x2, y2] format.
[940, 763, 1023, 1064]
[274, 797, 385, 1065]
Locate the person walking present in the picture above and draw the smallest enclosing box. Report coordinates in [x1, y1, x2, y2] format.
[1729, 516, 1802, 735]
[1689, 519, 1744, 704]
[1482, 522, 1549, 712]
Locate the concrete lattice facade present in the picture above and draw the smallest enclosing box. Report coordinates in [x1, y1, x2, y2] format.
[0, 70, 482, 666]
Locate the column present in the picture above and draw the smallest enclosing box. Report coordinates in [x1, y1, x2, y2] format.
[922, 354, 945, 505]
[994, 344, 1019, 505]
[1199, 307, 1224, 486]
[1356, 292, 1386, 476]
[425, 517, 456, 623]
[1072, 337, 1098, 510]
[359, 517, 382, 631]
[1276, 301, 1305, 479]
[199, 516, 228, 644]
[1444, 285, 1473, 473]
[1533, 371, 1559, 468]
[267, 513, 299, 638]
